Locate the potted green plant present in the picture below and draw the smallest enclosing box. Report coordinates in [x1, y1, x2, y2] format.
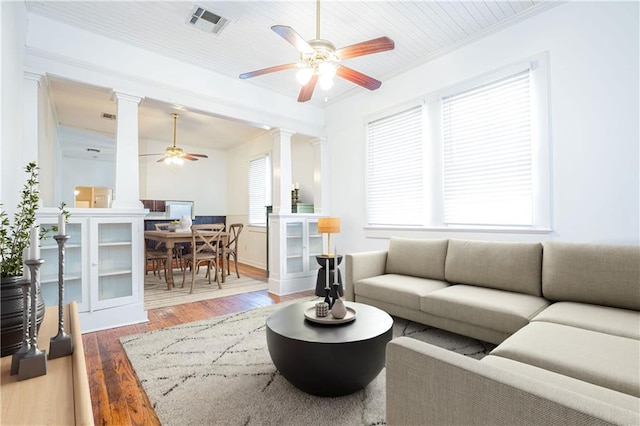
[1, 162, 41, 278]
[0, 162, 68, 356]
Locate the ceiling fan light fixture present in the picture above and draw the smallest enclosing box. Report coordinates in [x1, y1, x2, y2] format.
[319, 75, 334, 91]
[164, 156, 184, 165]
[296, 66, 313, 85]
[318, 61, 336, 78]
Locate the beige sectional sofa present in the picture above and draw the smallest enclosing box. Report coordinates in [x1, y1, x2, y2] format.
[345, 238, 640, 425]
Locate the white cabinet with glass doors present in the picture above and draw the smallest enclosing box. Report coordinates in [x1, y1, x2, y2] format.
[268, 214, 323, 295]
[36, 208, 147, 332]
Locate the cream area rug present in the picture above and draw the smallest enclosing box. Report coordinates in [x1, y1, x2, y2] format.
[143, 271, 268, 310]
[121, 301, 496, 425]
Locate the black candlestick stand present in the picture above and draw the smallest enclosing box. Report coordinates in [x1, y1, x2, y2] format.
[49, 234, 73, 359]
[10, 279, 32, 375]
[18, 258, 47, 381]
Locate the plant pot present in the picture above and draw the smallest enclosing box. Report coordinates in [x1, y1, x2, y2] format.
[1, 275, 46, 357]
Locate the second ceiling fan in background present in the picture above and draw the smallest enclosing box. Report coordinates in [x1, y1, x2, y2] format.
[140, 113, 208, 165]
[239, 0, 395, 102]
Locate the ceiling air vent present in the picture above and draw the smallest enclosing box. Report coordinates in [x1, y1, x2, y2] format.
[188, 6, 229, 35]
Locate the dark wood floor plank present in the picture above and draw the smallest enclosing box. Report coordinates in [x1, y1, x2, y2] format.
[83, 264, 313, 425]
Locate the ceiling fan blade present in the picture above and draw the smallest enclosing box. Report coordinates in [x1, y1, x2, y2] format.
[240, 63, 298, 79]
[297, 75, 318, 102]
[183, 155, 200, 161]
[185, 153, 208, 158]
[335, 36, 395, 60]
[271, 25, 314, 54]
[156, 156, 168, 163]
[139, 153, 163, 157]
[336, 66, 382, 90]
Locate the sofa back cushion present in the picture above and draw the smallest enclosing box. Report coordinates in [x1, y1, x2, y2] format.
[385, 238, 448, 280]
[445, 240, 543, 296]
[542, 242, 640, 311]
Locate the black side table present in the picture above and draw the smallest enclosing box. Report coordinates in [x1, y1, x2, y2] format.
[314, 255, 343, 297]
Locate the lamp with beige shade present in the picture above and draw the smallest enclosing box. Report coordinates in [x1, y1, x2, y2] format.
[317, 217, 340, 256]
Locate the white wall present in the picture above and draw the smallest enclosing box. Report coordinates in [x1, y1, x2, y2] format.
[325, 1, 639, 253]
[225, 132, 317, 270]
[0, 1, 28, 214]
[139, 138, 227, 216]
[291, 137, 315, 205]
[226, 132, 273, 269]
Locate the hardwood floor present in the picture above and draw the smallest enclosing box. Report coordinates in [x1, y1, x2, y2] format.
[82, 263, 313, 426]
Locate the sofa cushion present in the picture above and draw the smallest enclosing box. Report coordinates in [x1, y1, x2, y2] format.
[542, 242, 640, 311]
[481, 355, 640, 413]
[491, 322, 640, 398]
[355, 274, 449, 311]
[420, 285, 549, 335]
[445, 240, 543, 296]
[385, 238, 448, 280]
[532, 301, 640, 340]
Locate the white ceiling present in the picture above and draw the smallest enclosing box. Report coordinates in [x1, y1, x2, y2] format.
[26, 0, 556, 159]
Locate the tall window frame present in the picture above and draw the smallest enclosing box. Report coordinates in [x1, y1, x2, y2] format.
[248, 153, 272, 226]
[365, 105, 425, 226]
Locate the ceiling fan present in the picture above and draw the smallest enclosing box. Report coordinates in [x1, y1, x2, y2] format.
[140, 113, 208, 165]
[239, 0, 394, 102]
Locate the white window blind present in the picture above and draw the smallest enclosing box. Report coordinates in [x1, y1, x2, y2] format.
[442, 69, 533, 226]
[248, 154, 271, 226]
[366, 105, 424, 226]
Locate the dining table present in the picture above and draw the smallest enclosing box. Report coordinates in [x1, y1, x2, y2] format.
[144, 229, 229, 290]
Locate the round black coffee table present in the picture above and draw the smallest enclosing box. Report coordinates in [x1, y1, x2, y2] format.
[266, 301, 393, 397]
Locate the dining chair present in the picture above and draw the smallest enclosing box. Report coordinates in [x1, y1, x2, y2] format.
[154, 222, 185, 271]
[144, 238, 167, 280]
[225, 223, 244, 278]
[182, 224, 224, 293]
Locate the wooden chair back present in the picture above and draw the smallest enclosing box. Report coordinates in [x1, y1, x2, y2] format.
[227, 223, 244, 251]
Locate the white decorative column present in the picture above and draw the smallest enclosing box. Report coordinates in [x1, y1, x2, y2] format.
[270, 129, 294, 214]
[22, 71, 44, 169]
[111, 91, 144, 209]
[310, 137, 330, 214]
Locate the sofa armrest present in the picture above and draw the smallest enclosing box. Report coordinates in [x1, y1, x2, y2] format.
[345, 251, 388, 301]
[386, 337, 639, 426]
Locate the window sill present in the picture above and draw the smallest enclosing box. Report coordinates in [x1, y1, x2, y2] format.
[364, 225, 552, 240]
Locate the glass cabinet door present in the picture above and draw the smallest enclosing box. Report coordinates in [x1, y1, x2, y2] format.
[96, 222, 133, 304]
[307, 220, 322, 272]
[39, 221, 86, 311]
[285, 221, 304, 274]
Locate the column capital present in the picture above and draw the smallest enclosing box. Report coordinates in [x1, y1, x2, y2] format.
[269, 128, 295, 140]
[309, 137, 327, 147]
[23, 70, 46, 87]
[111, 90, 144, 104]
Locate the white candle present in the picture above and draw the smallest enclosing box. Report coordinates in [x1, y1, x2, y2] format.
[58, 213, 65, 236]
[325, 258, 329, 289]
[333, 248, 337, 285]
[295, 182, 300, 190]
[22, 248, 30, 281]
[28, 225, 40, 260]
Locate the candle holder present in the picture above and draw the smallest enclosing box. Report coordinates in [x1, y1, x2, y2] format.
[49, 234, 73, 359]
[10, 279, 32, 375]
[18, 258, 47, 381]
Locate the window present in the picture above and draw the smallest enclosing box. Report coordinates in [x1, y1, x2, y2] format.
[366, 105, 424, 226]
[248, 154, 271, 226]
[442, 70, 533, 226]
[365, 55, 550, 230]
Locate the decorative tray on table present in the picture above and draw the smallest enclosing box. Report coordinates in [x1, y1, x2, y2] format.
[304, 303, 357, 325]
